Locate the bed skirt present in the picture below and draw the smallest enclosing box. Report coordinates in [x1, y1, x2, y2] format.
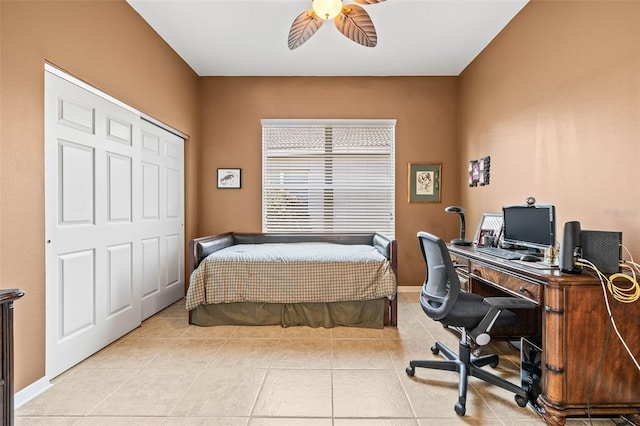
[190, 298, 386, 329]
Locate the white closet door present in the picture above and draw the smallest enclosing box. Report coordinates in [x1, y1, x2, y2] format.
[45, 71, 142, 378]
[45, 71, 186, 378]
[139, 119, 184, 320]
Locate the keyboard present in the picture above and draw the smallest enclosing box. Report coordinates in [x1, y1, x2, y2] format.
[476, 246, 521, 260]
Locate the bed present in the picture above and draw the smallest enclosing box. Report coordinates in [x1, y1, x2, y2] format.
[186, 232, 398, 328]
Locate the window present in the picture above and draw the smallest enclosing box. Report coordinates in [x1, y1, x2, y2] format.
[262, 119, 395, 238]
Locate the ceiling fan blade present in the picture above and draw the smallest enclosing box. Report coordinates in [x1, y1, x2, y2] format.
[352, 0, 386, 5]
[288, 10, 324, 50]
[335, 5, 377, 47]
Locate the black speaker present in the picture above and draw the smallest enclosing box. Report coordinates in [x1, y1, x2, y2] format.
[560, 221, 582, 273]
[580, 230, 622, 274]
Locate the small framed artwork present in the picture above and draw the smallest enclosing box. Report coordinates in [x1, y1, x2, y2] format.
[217, 168, 241, 189]
[468, 160, 479, 187]
[474, 212, 503, 246]
[408, 163, 441, 203]
[469, 155, 491, 187]
[478, 155, 491, 186]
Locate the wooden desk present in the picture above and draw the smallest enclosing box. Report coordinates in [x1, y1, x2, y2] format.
[448, 245, 640, 426]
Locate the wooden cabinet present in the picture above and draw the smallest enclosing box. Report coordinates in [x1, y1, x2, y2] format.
[449, 246, 640, 425]
[0, 289, 24, 426]
[540, 279, 640, 424]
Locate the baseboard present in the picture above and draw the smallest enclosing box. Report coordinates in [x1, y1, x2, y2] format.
[398, 285, 420, 292]
[14, 376, 51, 409]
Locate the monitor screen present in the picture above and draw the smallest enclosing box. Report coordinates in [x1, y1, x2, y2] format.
[502, 204, 556, 251]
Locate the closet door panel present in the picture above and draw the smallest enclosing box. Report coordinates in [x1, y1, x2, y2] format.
[142, 162, 160, 219]
[139, 120, 184, 320]
[58, 249, 95, 337]
[141, 237, 161, 298]
[45, 71, 141, 379]
[106, 242, 134, 315]
[107, 153, 132, 223]
[59, 141, 95, 225]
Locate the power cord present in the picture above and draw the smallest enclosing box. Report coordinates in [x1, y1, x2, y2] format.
[615, 245, 640, 303]
[580, 290, 640, 426]
[576, 249, 640, 304]
[616, 415, 640, 425]
[580, 268, 612, 426]
[575, 251, 640, 425]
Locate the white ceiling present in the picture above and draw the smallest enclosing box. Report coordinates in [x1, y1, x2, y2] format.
[126, 0, 529, 77]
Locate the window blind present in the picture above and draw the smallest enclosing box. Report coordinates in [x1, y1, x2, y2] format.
[262, 119, 395, 238]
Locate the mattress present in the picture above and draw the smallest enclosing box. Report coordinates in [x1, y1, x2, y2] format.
[185, 242, 397, 310]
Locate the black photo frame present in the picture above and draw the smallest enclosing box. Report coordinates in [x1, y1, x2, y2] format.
[217, 168, 241, 189]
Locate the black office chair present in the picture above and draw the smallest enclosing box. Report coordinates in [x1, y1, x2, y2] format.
[406, 231, 536, 416]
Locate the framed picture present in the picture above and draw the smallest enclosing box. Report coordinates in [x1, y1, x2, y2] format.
[469, 155, 491, 187]
[408, 163, 441, 203]
[217, 168, 241, 189]
[468, 160, 479, 187]
[478, 155, 491, 186]
[474, 212, 503, 246]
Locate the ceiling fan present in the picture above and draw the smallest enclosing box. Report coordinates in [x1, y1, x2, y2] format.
[288, 0, 386, 50]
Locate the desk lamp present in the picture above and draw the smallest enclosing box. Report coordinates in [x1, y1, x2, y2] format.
[445, 206, 472, 246]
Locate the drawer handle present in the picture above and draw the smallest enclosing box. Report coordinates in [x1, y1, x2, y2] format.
[472, 269, 481, 276]
[519, 286, 531, 295]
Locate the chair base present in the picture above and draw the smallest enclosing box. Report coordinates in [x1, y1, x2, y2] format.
[406, 339, 529, 416]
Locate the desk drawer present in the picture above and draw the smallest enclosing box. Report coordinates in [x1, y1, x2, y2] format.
[450, 253, 470, 269]
[450, 253, 470, 292]
[470, 263, 541, 304]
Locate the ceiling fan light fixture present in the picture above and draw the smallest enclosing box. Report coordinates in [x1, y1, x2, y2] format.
[312, 0, 343, 20]
[289, 0, 384, 50]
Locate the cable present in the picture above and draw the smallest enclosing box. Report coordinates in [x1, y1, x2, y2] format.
[576, 258, 640, 373]
[573, 250, 640, 424]
[619, 414, 640, 425]
[608, 265, 640, 303]
[615, 245, 640, 303]
[574, 251, 640, 303]
[585, 293, 612, 426]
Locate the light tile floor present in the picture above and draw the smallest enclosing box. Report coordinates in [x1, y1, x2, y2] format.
[16, 292, 630, 425]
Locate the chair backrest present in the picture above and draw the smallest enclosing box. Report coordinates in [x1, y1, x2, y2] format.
[417, 231, 461, 321]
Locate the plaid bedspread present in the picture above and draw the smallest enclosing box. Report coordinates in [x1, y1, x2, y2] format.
[185, 242, 397, 310]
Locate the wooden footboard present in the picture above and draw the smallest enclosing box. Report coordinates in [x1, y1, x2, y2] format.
[187, 232, 398, 327]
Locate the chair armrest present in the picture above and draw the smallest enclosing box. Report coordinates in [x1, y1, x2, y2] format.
[484, 297, 537, 309]
[470, 297, 537, 346]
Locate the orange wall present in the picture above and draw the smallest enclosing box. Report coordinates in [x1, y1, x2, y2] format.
[198, 77, 460, 287]
[0, 0, 200, 391]
[458, 0, 640, 261]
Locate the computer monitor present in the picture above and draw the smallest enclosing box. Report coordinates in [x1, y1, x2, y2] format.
[502, 204, 556, 252]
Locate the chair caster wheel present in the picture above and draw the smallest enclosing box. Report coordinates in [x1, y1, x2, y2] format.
[405, 366, 415, 376]
[431, 345, 439, 355]
[515, 395, 528, 408]
[454, 400, 466, 416]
